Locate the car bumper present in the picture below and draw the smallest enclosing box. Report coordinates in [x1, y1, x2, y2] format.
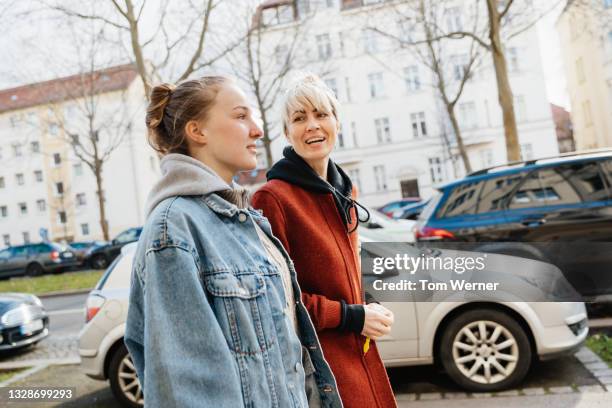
[535, 311, 589, 359]
[0, 318, 49, 351]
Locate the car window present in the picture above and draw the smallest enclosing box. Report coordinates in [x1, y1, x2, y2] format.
[556, 161, 608, 203]
[115, 229, 139, 243]
[436, 181, 484, 218]
[29, 244, 50, 254]
[0, 249, 10, 260]
[10, 246, 28, 257]
[600, 159, 612, 193]
[477, 173, 525, 212]
[509, 171, 551, 209]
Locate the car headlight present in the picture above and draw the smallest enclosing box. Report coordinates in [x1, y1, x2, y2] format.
[26, 295, 43, 308]
[1, 306, 28, 326]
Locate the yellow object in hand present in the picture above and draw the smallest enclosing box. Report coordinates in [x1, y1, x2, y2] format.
[363, 337, 371, 355]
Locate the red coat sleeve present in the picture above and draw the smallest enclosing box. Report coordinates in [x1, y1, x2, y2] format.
[251, 189, 342, 331]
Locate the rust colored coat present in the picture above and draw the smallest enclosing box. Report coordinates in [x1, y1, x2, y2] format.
[252, 179, 397, 408]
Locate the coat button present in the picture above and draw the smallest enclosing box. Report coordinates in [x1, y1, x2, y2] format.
[322, 385, 333, 393]
[294, 362, 300, 372]
[237, 213, 247, 222]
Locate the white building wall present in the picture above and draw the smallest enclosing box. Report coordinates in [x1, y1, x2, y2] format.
[260, 0, 559, 207]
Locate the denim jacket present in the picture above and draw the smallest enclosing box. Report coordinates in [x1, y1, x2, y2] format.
[125, 155, 342, 408]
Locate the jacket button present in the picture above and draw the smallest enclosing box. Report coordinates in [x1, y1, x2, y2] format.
[322, 385, 333, 393]
[294, 362, 300, 372]
[238, 213, 247, 222]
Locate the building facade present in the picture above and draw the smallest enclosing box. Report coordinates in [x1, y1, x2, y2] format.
[556, 0, 612, 150]
[0, 65, 160, 247]
[256, 0, 560, 207]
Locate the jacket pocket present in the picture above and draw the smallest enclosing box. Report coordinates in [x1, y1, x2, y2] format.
[204, 271, 276, 354]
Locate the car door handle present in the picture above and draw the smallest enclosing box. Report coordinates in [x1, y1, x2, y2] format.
[521, 218, 546, 227]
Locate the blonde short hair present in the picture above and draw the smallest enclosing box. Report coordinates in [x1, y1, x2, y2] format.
[281, 73, 340, 135]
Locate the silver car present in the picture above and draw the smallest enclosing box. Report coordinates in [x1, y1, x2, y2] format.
[79, 241, 588, 407]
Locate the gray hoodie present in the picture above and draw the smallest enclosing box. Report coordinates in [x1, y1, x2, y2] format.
[145, 153, 248, 216]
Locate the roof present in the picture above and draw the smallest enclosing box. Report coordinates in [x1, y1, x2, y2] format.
[0, 64, 139, 114]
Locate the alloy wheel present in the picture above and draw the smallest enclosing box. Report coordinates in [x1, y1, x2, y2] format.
[117, 353, 143, 405]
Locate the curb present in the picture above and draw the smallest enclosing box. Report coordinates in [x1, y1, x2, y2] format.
[0, 363, 50, 387]
[37, 289, 92, 299]
[393, 346, 611, 401]
[0, 357, 80, 370]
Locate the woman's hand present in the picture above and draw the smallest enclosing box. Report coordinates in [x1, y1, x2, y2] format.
[361, 303, 394, 340]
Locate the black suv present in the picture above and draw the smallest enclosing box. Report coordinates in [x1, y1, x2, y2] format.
[414, 150, 612, 300]
[85, 227, 142, 269]
[0, 243, 79, 278]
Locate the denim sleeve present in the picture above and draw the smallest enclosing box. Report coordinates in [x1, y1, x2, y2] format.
[125, 245, 243, 407]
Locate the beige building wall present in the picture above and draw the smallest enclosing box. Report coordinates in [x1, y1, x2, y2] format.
[557, 0, 612, 150]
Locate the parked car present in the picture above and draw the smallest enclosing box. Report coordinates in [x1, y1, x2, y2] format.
[413, 150, 612, 301]
[378, 197, 421, 217]
[0, 293, 49, 352]
[397, 199, 429, 220]
[85, 227, 142, 270]
[359, 206, 415, 242]
[80, 241, 588, 404]
[0, 243, 79, 278]
[69, 241, 107, 266]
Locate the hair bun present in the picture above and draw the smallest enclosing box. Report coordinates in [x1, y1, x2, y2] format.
[146, 83, 176, 129]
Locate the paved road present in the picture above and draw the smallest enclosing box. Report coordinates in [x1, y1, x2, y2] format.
[41, 293, 88, 338]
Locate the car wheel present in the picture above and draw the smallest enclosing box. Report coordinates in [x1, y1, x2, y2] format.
[439, 309, 532, 392]
[25, 263, 44, 277]
[91, 254, 109, 270]
[109, 343, 143, 408]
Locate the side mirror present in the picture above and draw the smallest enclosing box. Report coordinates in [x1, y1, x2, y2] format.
[367, 222, 383, 229]
[111, 239, 118, 245]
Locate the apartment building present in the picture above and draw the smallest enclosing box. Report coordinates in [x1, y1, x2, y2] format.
[255, 0, 559, 206]
[556, 0, 612, 150]
[0, 64, 160, 247]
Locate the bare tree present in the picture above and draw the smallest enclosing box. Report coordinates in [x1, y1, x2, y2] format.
[369, 0, 486, 173]
[45, 0, 245, 98]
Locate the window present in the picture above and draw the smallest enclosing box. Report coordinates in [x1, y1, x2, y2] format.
[49, 123, 59, 136]
[0, 177, 4, 189]
[373, 165, 387, 191]
[480, 149, 494, 167]
[36, 199, 46, 212]
[22, 232, 30, 244]
[576, 58, 585, 83]
[410, 112, 427, 138]
[74, 163, 83, 176]
[555, 162, 608, 203]
[115, 228, 141, 243]
[437, 181, 484, 218]
[53, 153, 61, 166]
[337, 128, 345, 148]
[452, 54, 469, 81]
[404, 65, 421, 91]
[514, 95, 526, 121]
[18, 202, 27, 215]
[76, 193, 87, 206]
[429, 157, 444, 183]
[0, 206, 7, 218]
[316, 33, 332, 59]
[58, 211, 67, 224]
[398, 19, 415, 43]
[31, 141, 40, 153]
[506, 47, 519, 72]
[605, 0, 612, 8]
[33, 170, 43, 182]
[324, 78, 338, 98]
[55, 182, 64, 195]
[348, 169, 362, 192]
[274, 44, 288, 65]
[477, 173, 523, 212]
[583, 100, 593, 126]
[12, 143, 22, 157]
[446, 7, 463, 31]
[362, 29, 379, 53]
[16, 173, 25, 186]
[351, 121, 358, 147]
[458, 102, 478, 129]
[374, 117, 391, 143]
[367, 72, 385, 98]
[520, 143, 534, 160]
[81, 223, 90, 236]
[338, 31, 346, 56]
[344, 77, 352, 101]
[262, 4, 294, 25]
[2, 235, 9, 246]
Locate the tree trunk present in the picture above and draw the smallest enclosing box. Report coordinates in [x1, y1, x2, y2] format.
[94, 162, 110, 241]
[486, 0, 521, 162]
[124, 0, 150, 98]
[260, 113, 274, 169]
[447, 105, 473, 173]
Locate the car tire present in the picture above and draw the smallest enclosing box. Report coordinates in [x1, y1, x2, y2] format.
[25, 263, 44, 277]
[439, 309, 532, 392]
[108, 343, 143, 408]
[91, 254, 109, 270]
